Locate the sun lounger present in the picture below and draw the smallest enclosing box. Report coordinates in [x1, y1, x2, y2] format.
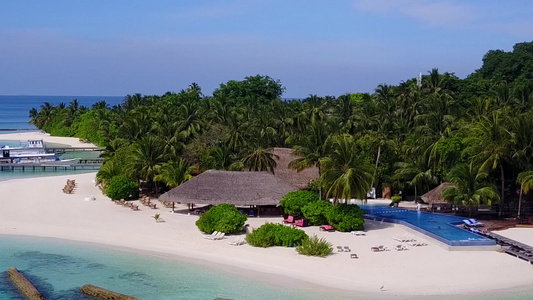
[337, 246, 344, 252]
[371, 245, 390, 252]
[320, 225, 335, 231]
[407, 241, 428, 247]
[204, 231, 219, 239]
[283, 215, 294, 224]
[394, 245, 409, 251]
[350, 231, 366, 236]
[228, 236, 246, 246]
[468, 218, 483, 226]
[294, 219, 306, 227]
[463, 219, 483, 227]
[350, 253, 358, 259]
[214, 232, 225, 240]
[343, 246, 351, 252]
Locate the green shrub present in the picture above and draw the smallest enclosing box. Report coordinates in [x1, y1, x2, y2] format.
[326, 204, 364, 232]
[301, 200, 333, 225]
[280, 190, 319, 217]
[390, 195, 402, 207]
[105, 175, 139, 200]
[296, 235, 333, 257]
[195, 204, 248, 234]
[246, 223, 308, 248]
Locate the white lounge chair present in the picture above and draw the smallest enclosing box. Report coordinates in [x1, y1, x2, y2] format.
[204, 231, 219, 239]
[228, 236, 245, 246]
[351, 231, 366, 236]
[213, 232, 225, 240]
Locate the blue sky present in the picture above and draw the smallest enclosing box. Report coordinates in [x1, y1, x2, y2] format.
[0, 0, 532, 98]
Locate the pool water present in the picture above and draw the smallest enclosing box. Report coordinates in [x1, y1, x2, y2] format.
[361, 206, 496, 246]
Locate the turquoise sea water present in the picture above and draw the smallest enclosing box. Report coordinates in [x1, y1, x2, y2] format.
[0, 235, 531, 300]
[0, 235, 338, 300]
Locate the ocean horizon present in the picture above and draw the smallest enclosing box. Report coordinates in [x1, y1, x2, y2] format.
[0, 95, 124, 131]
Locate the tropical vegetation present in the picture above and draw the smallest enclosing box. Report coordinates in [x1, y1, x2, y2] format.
[195, 204, 248, 234]
[245, 223, 308, 248]
[29, 41, 533, 216]
[296, 235, 333, 257]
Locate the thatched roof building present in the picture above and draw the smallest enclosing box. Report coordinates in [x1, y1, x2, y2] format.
[159, 170, 298, 206]
[421, 182, 453, 204]
[271, 147, 319, 189]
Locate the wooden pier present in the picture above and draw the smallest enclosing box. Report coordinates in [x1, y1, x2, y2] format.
[45, 147, 104, 154]
[0, 162, 101, 172]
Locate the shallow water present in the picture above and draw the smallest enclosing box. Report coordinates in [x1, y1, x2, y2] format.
[0, 235, 338, 300]
[0, 235, 531, 300]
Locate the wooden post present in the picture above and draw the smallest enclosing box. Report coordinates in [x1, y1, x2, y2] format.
[80, 284, 140, 300]
[7, 267, 44, 300]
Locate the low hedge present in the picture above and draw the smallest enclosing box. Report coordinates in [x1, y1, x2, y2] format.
[105, 175, 139, 200]
[326, 204, 364, 232]
[279, 190, 319, 217]
[301, 200, 332, 225]
[246, 223, 308, 248]
[196, 204, 248, 234]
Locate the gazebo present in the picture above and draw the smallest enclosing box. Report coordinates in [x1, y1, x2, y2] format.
[159, 170, 298, 216]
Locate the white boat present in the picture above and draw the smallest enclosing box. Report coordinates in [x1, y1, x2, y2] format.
[1, 140, 64, 164]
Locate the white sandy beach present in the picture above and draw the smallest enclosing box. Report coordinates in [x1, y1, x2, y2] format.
[1, 171, 532, 297]
[0, 131, 97, 148]
[0, 134, 531, 297]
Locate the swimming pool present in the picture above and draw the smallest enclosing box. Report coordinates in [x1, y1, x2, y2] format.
[361, 206, 496, 247]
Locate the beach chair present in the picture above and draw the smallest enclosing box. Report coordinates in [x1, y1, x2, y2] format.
[394, 245, 409, 251]
[468, 218, 483, 226]
[204, 231, 219, 239]
[214, 232, 225, 240]
[294, 219, 306, 227]
[319, 225, 335, 232]
[228, 236, 245, 246]
[283, 215, 294, 224]
[351, 231, 366, 236]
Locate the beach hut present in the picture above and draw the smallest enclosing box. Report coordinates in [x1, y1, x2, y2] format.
[421, 182, 453, 212]
[159, 170, 298, 216]
[270, 147, 319, 189]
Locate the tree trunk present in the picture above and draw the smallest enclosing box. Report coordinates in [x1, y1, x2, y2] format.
[371, 145, 381, 189]
[499, 163, 505, 217]
[518, 186, 523, 219]
[414, 185, 417, 203]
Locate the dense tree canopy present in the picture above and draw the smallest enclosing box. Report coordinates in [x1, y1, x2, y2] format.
[30, 42, 533, 216]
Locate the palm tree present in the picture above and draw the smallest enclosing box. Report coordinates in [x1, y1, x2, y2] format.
[127, 136, 165, 193]
[469, 110, 512, 216]
[393, 157, 437, 202]
[155, 158, 195, 188]
[95, 160, 122, 188]
[441, 162, 500, 216]
[288, 120, 329, 174]
[319, 134, 374, 204]
[517, 171, 533, 219]
[242, 147, 278, 173]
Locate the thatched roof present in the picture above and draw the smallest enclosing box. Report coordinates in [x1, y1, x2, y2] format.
[159, 170, 298, 206]
[421, 182, 453, 204]
[271, 147, 319, 189]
